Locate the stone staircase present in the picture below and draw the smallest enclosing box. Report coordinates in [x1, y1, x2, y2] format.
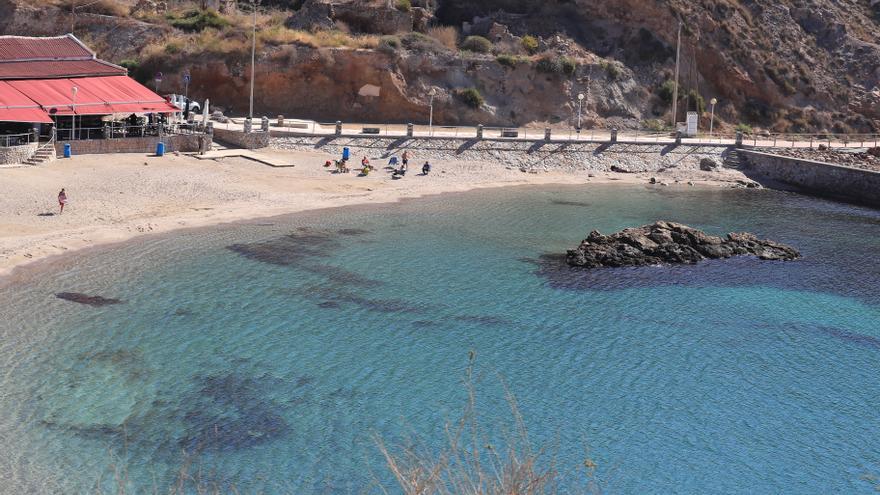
[22, 140, 56, 166]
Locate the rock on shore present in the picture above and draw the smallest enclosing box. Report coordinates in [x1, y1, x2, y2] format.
[566, 221, 800, 268]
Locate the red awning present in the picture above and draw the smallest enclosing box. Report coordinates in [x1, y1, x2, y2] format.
[7, 76, 177, 117]
[73, 76, 178, 114]
[0, 81, 52, 123]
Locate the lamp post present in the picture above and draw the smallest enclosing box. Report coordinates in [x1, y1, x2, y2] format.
[428, 88, 436, 136]
[71, 86, 78, 141]
[576, 93, 585, 132]
[248, 0, 260, 128]
[709, 97, 718, 141]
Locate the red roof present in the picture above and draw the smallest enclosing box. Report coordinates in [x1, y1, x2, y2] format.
[0, 82, 52, 123]
[0, 35, 94, 61]
[0, 34, 126, 80]
[0, 60, 125, 80]
[8, 76, 177, 117]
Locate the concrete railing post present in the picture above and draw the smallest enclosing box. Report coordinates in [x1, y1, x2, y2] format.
[407, 123, 414, 137]
[735, 131, 743, 148]
[476, 125, 483, 139]
[243, 118, 252, 134]
[675, 130, 682, 145]
[277, 115, 284, 128]
[545, 128, 552, 141]
[335, 121, 342, 136]
[261, 116, 269, 132]
[611, 128, 618, 143]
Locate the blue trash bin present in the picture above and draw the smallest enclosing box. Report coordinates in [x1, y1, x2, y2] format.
[342, 147, 350, 161]
[156, 142, 165, 156]
[63, 143, 71, 158]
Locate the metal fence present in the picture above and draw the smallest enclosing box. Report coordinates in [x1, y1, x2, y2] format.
[0, 132, 36, 147]
[55, 123, 209, 141]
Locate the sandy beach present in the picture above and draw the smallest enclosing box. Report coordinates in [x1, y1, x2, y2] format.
[0, 148, 751, 279]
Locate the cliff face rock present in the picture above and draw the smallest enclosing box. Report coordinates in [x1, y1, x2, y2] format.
[566, 221, 801, 269]
[3, 0, 877, 131]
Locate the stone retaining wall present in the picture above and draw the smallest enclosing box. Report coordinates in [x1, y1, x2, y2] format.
[213, 128, 270, 149]
[55, 134, 210, 156]
[739, 149, 880, 207]
[271, 136, 729, 173]
[0, 142, 37, 165]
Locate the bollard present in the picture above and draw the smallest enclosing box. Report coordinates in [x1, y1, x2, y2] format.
[261, 116, 269, 132]
[335, 121, 342, 136]
[674, 130, 682, 145]
[476, 125, 483, 139]
[407, 123, 414, 137]
[63, 143, 71, 158]
[243, 118, 252, 134]
[735, 131, 743, 148]
[545, 128, 552, 141]
[277, 115, 284, 127]
[611, 128, 619, 143]
[156, 142, 165, 156]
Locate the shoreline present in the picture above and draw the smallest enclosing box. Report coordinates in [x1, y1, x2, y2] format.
[0, 148, 751, 283]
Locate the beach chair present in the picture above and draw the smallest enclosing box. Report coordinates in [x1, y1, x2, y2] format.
[388, 156, 399, 167]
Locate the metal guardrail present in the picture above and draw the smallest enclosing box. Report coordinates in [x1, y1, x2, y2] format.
[55, 123, 209, 141]
[0, 132, 36, 148]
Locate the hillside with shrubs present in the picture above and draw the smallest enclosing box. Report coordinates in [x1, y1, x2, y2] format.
[3, 0, 879, 133]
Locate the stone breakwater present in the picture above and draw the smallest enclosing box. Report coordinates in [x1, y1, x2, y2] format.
[271, 136, 728, 174]
[566, 221, 800, 268]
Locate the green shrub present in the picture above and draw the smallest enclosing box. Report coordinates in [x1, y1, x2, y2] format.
[118, 59, 139, 74]
[601, 60, 620, 80]
[687, 89, 706, 114]
[378, 35, 400, 53]
[496, 54, 526, 68]
[521, 35, 539, 54]
[460, 35, 492, 53]
[400, 32, 443, 52]
[535, 55, 561, 74]
[164, 41, 183, 54]
[657, 80, 676, 103]
[735, 123, 753, 134]
[395, 0, 411, 12]
[641, 119, 668, 131]
[560, 56, 577, 76]
[457, 88, 484, 109]
[166, 9, 228, 32]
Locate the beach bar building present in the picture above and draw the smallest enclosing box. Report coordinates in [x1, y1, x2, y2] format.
[0, 34, 188, 164]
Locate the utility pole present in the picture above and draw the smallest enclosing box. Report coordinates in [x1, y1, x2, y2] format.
[428, 88, 436, 136]
[248, 0, 259, 122]
[671, 22, 682, 130]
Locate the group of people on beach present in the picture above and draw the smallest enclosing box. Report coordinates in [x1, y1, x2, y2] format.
[325, 150, 431, 178]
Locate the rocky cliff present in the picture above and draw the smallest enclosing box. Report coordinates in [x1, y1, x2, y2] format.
[3, 0, 879, 132]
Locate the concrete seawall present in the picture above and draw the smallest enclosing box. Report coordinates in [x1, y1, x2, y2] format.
[271, 136, 730, 174]
[739, 149, 880, 208]
[56, 134, 210, 156]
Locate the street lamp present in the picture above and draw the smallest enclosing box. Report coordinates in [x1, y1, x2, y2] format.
[428, 88, 437, 136]
[71, 86, 78, 141]
[709, 97, 718, 140]
[576, 93, 585, 132]
[247, 0, 260, 129]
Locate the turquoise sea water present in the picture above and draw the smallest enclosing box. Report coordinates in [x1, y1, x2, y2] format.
[1, 184, 880, 494]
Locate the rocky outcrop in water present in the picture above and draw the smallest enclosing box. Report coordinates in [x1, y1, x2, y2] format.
[55, 292, 123, 307]
[566, 221, 800, 268]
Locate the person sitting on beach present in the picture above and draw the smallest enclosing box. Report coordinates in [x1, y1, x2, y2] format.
[422, 161, 431, 175]
[361, 156, 372, 172]
[58, 188, 67, 214]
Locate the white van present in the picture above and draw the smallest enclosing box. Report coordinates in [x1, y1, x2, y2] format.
[165, 94, 201, 114]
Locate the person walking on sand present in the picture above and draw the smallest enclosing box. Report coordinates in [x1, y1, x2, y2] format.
[57, 188, 68, 214]
[402, 150, 410, 169]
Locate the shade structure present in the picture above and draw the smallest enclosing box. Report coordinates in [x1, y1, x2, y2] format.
[7, 76, 178, 117]
[0, 81, 52, 123]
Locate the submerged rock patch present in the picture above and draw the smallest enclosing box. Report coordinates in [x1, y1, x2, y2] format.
[56, 292, 123, 307]
[566, 221, 800, 269]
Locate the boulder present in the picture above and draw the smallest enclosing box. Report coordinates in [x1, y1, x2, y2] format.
[700, 157, 721, 171]
[566, 221, 800, 269]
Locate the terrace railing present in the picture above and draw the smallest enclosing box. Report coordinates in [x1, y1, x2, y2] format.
[0, 132, 37, 148]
